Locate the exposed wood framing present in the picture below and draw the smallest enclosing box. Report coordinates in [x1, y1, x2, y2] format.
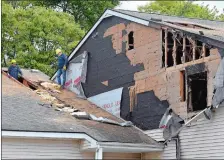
[165, 30, 168, 68]
[193, 40, 196, 61]
[182, 36, 186, 63]
[173, 36, 177, 66]
[202, 43, 206, 58]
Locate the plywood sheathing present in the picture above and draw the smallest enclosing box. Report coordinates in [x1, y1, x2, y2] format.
[104, 23, 126, 54]
[104, 22, 221, 119]
[101, 81, 108, 86]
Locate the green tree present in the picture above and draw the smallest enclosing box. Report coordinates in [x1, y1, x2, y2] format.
[138, 1, 221, 20]
[2, 2, 85, 76]
[5, 0, 120, 30]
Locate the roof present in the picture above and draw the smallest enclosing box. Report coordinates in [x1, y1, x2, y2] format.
[113, 9, 224, 30]
[2, 73, 158, 144]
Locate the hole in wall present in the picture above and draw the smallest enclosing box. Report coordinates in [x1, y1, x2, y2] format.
[187, 72, 207, 112]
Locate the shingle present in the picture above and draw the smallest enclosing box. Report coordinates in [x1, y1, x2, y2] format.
[2, 73, 157, 144]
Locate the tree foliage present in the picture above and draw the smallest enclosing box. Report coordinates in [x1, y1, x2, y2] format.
[138, 1, 223, 20]
[2, 2, 85, 76]
[5, 0, 120, 30]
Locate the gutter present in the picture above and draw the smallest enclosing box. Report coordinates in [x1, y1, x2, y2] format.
[97, 142, 164, 153]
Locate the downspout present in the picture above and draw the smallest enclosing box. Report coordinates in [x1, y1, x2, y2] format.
[173, 135, 180, 160]
[95, 144, 103, 160]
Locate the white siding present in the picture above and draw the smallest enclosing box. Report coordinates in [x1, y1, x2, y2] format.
[2, 138, 94, 159]
[104, 152, 141, 159]
[179, 106, 224, 159]
[144, 129, 164, 141]
[161, 140, 176, 159]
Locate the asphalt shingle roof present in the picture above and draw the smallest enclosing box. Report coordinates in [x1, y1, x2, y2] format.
[2, 73, 158, 144]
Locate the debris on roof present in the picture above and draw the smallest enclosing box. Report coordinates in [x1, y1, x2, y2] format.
[35, 80, 133, 127]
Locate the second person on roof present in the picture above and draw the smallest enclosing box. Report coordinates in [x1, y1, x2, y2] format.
[55, 49, 68, 89]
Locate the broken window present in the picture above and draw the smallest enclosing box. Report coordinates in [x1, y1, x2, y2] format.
[128, 31, 134, 50]
[167, 32, 174, 67]
[187, 72, 207, 112]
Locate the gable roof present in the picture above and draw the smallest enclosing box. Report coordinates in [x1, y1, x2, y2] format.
[2, 72, 158, 144]
[51, 9, 224, 80]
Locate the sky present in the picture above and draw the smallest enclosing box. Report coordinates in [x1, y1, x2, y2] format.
[116, 1, 224, 14]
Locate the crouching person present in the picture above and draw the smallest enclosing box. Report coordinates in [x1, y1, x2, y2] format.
[55, 49, 68, 88]
[8, 59, 23, 80]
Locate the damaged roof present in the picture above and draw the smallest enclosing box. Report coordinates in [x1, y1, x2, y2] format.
[2, 67, 50, 83]
[113, 9, 224, 30]
[2, 73, 157, 144]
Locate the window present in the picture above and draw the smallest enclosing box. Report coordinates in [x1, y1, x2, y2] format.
[187, 72, 207, 112]
[128, 31, 134, 50]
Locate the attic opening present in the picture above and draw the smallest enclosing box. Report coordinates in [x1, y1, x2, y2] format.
[128, 31, 134, 50]
[187, 72, 207, 112]
[162, 29, 211, 68]
[3, 70, 37, 90]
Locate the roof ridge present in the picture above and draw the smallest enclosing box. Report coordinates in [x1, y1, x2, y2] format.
[113, 9, 224, 23]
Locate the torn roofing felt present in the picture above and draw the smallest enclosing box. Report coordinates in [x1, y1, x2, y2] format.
[64, 51, 88, 99]
[2, 73, 158, 144]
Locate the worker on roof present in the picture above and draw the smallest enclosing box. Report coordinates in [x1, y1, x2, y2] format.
[55, 49, 68, 88]
[8, 59, 23, 80]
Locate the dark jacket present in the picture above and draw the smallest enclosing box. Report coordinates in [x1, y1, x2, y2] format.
[8, 65, 22, 80]
[57, 53, 68, 69]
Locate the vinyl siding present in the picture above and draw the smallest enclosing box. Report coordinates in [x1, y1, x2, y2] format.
[144, 129, 164, 141]
[103, 152, 141, 159]
[2, 137, 94, 159]
[179, 106, 224, 159]
[161, 140, 176, 159]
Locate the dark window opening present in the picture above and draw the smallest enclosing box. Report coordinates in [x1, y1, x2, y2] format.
[176, 37, 183, 65]
[180, 71, 186, 102]
[167, 32, 174, 67]
[195, 40, 203, 60]
[128, 31, 134, 50]
[185, 38, 192, 63]
[205, 45, 210, 57]
[162, 30, 165, 67]
[187, 72, 207, 112]
[3, 70, 37, 90]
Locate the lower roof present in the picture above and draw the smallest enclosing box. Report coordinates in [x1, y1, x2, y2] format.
[2, 73, 158, 145]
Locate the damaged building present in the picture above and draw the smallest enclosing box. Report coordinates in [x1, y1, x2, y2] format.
[2, 9, 224, 159]
[51, 9, 224, 159]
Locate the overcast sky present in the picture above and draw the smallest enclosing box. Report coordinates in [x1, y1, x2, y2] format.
[116, 1, 224, 15]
